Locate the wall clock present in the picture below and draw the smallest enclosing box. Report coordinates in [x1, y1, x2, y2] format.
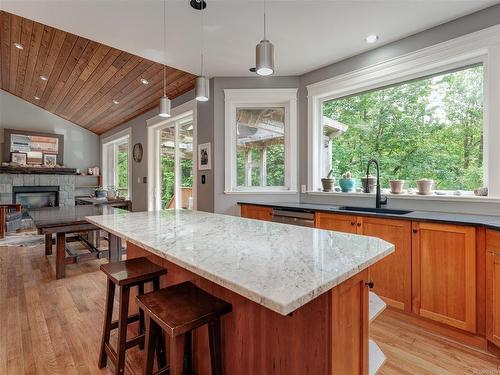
[133, 143, 143, 162]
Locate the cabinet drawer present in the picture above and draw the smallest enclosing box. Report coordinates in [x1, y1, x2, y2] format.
[486, 229, 500, 254]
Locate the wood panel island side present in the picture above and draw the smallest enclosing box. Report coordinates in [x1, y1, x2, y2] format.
[86, 210, 394, 375]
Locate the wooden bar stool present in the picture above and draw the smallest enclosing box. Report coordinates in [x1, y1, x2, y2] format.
[136, 281, 232, 375]
[98, 257, 167, 375]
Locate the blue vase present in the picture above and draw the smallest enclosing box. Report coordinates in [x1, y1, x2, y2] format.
[339, 178, 356, 192]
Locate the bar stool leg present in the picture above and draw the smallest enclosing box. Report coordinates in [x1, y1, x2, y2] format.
[115, 285, 130, 375]
[138, 283, 145, 350]
[98, 278, 115, 369]
[151, 276, 167, 369]
[208, 317, 223, 375]
[143, 314, 157, 375]
[170, 334, 185, 375]
[184, 331, 193, 375]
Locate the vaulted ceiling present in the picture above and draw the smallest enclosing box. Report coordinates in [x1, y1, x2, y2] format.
[0, 11, 196, 135]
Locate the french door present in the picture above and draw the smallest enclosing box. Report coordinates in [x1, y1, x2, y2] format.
[150, 111, 196, 211]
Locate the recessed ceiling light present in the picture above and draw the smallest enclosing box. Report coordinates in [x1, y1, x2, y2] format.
[13, 42, 24, 50]
[112, 99, 119, 105]
[365, 34, 379, 44]
[34, 96, 40, 100]
[140, 78, 149, 85]
[40, 75, 48, 81]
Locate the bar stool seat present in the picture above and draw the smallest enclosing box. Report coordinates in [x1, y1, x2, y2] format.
[98, 257, 167, 375]
[137, 281, 232, 375]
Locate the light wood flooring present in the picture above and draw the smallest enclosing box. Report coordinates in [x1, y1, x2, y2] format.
[1, 244, 499, 375]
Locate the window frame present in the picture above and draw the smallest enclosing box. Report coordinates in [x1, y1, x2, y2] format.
[306, 26, 500, 195]
[101, 127, 132, 199]
[224, 88, 298, 194]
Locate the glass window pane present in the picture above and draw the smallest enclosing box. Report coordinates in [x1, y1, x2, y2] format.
[236, 107, 285, 187]
[177, 117, 194, 209]
[322, 65, 484, 191]
[117, 141, 128, 198]
[160, 127, 175, 208]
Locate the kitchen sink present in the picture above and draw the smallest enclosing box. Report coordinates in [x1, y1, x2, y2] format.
[338, 206, 413, 215]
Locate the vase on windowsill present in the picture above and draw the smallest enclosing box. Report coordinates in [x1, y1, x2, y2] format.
[339, 172, 356, 193]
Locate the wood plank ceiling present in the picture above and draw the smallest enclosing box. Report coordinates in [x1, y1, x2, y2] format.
[0, 11, 197, 135]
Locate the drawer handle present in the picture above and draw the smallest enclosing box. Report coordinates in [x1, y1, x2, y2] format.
[351, 221, 356, 226]
[365, 281, 374, 289]
[413, 229, 418, 234]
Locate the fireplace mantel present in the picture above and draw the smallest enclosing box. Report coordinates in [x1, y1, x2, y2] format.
[0, 166, 77, 175]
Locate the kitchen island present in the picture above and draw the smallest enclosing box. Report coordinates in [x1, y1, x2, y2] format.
[87, 209, 394, 374]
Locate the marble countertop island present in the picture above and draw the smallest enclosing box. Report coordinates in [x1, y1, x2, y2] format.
[87, 209, 394, 315]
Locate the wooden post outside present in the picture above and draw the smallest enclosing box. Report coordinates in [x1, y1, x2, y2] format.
[244, 149, 252, 187]
[259, 147, 267, 187]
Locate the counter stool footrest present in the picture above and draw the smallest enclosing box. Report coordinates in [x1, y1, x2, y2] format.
[110, 312, 141, 330]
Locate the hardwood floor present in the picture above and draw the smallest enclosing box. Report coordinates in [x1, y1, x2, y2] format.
[0, 243, 499, 375]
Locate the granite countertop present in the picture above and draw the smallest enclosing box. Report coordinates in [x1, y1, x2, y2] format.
[86, 210, 394, 316]
[238, 201, 500, 229]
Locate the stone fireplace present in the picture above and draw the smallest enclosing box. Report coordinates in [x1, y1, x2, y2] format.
[0, 174, 75, 207]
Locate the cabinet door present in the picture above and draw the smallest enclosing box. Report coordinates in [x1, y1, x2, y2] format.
[315, 212, 358, 234]
[360, 217, 412, 312]
[486, 251, 500, 347]
[412, 222, 476, 333]
[331, 269, 369, 375]
[240, 204, 273, 221]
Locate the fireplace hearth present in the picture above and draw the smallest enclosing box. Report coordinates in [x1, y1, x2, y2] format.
[13, 186, 59, 208]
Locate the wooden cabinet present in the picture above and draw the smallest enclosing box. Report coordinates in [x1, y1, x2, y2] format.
[486, 230, 500, 347]
[315, 212, 359, 233]
[412, 222, 477, 333]
[360, 217, 412, 312]
[240, 204, 273, 221]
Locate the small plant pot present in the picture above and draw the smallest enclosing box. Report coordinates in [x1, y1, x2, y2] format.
[390, 180, 405, 194]
[321, 178, 335, 192]
[339, 178, 356, 192]
[416, 179, 434, 195]
[95, 190, 107, 198]
[361, 176, 377, 193]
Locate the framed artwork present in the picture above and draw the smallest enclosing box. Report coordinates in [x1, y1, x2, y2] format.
[3, 129, 64, 165]
[11, 152, 27, 165]
[133, 143, 143, 162]
[43, 153, 57, 167]
[198, 142, 211, 170]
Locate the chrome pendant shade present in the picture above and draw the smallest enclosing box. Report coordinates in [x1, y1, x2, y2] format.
[159, 95, 171, 117]
[256, 39, 274, 76]
[195, 76, 209, 102]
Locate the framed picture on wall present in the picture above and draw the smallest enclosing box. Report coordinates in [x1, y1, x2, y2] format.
[43, 153, 57, 167]
[198, 142, 211, 170]
[11, 152, 27, 165]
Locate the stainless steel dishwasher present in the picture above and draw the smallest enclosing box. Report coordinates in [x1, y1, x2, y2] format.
[271, 208, 315, 227]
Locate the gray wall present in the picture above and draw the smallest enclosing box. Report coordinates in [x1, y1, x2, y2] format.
[210, 76, 301, 215]
[99, 90, 195, 212]
[0, 90, 99, 170]
[297, 4, 500, 215]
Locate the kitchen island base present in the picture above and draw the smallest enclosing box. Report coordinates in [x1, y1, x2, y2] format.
[127, 242, 370, 375]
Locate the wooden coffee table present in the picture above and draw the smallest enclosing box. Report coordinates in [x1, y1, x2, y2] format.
[30, 205, 123, 279]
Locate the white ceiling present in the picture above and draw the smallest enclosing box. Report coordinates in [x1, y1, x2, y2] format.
[2, 0, 498, 77]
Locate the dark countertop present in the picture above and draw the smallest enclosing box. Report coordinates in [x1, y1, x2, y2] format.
[237, 201, 500, 230]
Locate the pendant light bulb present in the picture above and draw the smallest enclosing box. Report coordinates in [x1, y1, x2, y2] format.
[159, 95, 171, 117]
[195, 76, 209, 102]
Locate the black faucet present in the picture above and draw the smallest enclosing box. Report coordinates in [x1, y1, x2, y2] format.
[365, 159, 387, 209]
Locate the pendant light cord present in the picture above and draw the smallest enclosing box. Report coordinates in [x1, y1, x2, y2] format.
[163, 0, 167, 97]
[263, 0, 266, 40]
[200, 1, 204, 76]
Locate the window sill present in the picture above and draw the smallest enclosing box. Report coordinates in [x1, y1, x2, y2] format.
[225, 190, 298, 195]
[305, 191, 500, 203]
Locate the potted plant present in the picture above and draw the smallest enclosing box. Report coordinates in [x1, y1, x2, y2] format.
[94, 187, 107, 198]
[321, 170, 335, 192]
[338, 171, 356, 192]
[416, 179, 434, 195]
[389, 179, 405, 194]
[361, 175, 377, 193]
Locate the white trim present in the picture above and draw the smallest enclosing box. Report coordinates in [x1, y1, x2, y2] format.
[307, 24, 500, 194]
[101, 127, 132, 199]
[146, 100, 198, 211]
[224, 88, 298, 194]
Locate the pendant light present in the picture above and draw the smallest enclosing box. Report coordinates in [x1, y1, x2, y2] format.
[195, 0, 209, 101]
[159, 0, 171, 117]
[255, 0, 274, 76]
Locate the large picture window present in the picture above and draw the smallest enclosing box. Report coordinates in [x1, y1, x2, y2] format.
[319, 64, 484, 192]
[225, 89, 297, 193]
[102, 128, 131, 199]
